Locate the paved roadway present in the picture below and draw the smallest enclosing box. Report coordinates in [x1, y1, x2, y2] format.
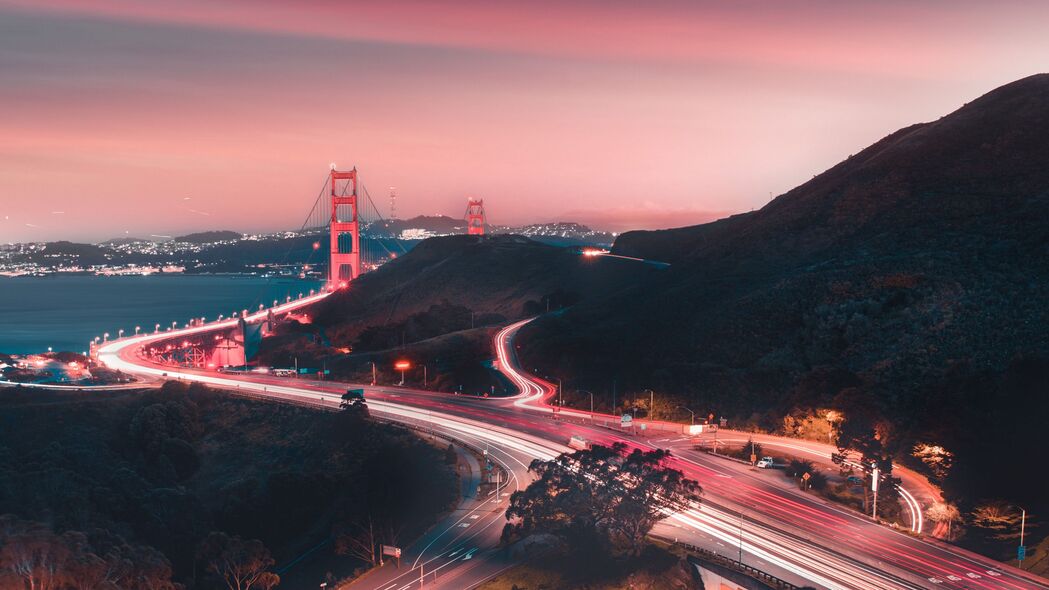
[95, 302, 1049, 590]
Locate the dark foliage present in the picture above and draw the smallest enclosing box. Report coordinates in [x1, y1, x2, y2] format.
[503, 443, 701, 557]
[0, 382, 457, 587]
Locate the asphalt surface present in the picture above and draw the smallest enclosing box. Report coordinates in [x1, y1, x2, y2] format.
[94, 301, 1049, 590]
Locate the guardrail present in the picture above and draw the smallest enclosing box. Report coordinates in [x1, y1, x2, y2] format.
[669, 539, 800, 590]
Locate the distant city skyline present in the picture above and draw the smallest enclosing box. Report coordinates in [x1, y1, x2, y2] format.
[2, 0, 1049, 242]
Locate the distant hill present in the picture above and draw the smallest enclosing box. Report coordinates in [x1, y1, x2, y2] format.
[311, 234, 652, 346]
[368, 216, 464, 237]
[100, 236, 150, 246]
[25, 241, 113, 266]
[174, 230, 242, 244]
[519, 75, 1049, 526]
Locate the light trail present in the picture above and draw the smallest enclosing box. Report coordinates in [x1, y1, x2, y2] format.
[96, 305, 1049, 590]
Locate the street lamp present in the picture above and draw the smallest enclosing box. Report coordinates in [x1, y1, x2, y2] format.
[118, 329, 124, 338]
[103, 332, 109, 342]
[642, 389, 655, 419]
[135, 326, 141, 335]
[1020, 507, 1027, 568]
[678, 406, 696, 425]
[577, 389, 595, 421]
[395, 360, 410, 386]
[155, 323, 160, 334]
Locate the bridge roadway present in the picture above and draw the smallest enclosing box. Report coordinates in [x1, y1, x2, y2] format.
[96, 303, 1049, 590]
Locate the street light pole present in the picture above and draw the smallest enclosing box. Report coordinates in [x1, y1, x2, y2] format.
[1020, 507, 1027, 568]
[678, 406, 696, 425]
[738, 510, 745, 564]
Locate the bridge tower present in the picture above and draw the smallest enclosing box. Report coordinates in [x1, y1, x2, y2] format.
[465, 198, 486, 235]
[329, 168, 361, 287]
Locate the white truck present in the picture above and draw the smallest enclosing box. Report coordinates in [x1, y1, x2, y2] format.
[568, 435, 592, 451]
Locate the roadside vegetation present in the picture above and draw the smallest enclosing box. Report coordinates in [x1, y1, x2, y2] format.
[491, 443, 699, 589]
[0, 382, 458, 588]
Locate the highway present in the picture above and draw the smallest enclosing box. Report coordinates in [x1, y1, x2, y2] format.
[96, 301, 1049, 590]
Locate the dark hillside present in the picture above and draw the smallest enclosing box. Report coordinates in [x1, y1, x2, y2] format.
[519, 75, 1049, 558]
[312, 234, 652, 346]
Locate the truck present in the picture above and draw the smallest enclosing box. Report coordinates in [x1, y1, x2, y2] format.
[756, 456, 779, 469]
[568, 435, 591, 451]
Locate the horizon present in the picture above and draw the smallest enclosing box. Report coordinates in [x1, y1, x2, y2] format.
[2, 1, 1048, 242]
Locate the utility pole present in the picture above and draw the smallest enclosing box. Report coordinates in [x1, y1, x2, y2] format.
[371, 361, 376, 385]
[423, 365, 428, 388]
[558, 379, 563, 406]
[738, 510, 745, 563]
[294, 357, 298, 377]
[871, 464, 880, 520]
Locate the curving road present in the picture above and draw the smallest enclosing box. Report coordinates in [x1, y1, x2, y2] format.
[96, 303, 1049, 590]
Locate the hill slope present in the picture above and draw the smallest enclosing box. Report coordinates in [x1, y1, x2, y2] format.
[519, 75, 1049, 534]
[312, 234, 653, 345]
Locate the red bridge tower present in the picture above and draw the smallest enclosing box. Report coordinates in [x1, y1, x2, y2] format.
[465, 198, 486, 235]
[329, 168, 360, 287]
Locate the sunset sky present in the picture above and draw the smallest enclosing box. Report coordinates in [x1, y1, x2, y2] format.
[2, 0, 1048, 242]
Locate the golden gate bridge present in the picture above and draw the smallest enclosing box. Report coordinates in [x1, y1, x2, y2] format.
[109, 166, 486, 370]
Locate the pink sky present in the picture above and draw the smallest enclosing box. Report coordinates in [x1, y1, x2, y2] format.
[1, 0, 1048, 241]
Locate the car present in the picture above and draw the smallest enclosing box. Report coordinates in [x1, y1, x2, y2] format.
[756, 456, 777, 469]
[846, 475, 864, 486]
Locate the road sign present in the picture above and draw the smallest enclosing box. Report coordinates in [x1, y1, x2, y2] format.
[1018, 545, 1026, 561]
[750, 453, 757, 464]
[621, 414, 633, 427]
[382, 545, 401, 558]
[802, 472, 811, 481]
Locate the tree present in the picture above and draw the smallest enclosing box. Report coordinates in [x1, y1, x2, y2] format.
[0, 516, 70, 590]
[333, 517, 378, 566]
[970, 502, 1025, 541]
[926, 502, 962, 541]
[502, 443, 701, 557]
[196, 532, 279, 590]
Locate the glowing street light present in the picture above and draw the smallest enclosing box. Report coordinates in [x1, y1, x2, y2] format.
[103, 332, 110, 342]
[155, 323, 161, 334]
[394, 360, 411, 385]
[135, 326, 141, 335]
[118, 329, 124, 338]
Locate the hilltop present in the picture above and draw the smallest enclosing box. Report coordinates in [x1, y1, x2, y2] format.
[173, 230, 242, 244]
[518, 75, 1049, 550]
[312, 234, 651, 345]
